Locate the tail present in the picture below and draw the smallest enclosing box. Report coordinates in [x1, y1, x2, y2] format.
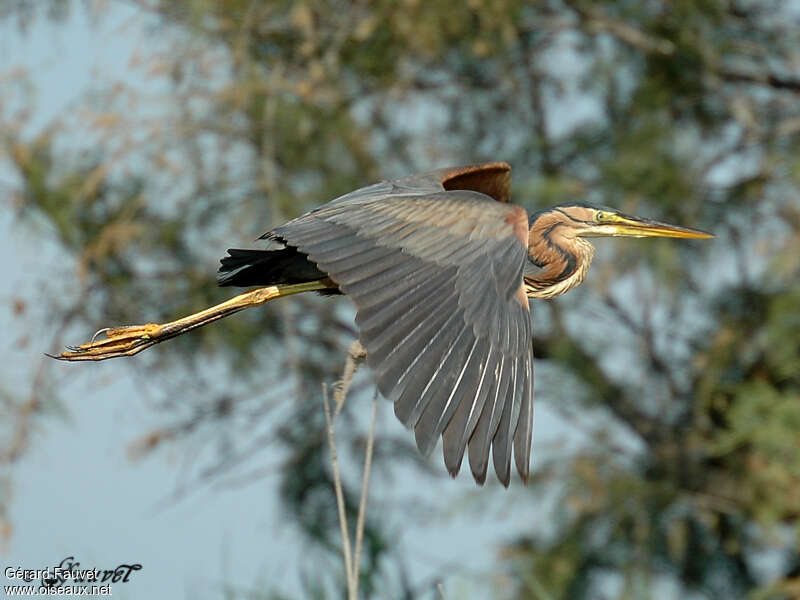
[217, 247, 328, 288]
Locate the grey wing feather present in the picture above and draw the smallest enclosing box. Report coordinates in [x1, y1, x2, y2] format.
[468, 353, 510, 484]
[274, 185, 534, 485]
[442, 338, 494, 475]
[513, 349, 534, 483]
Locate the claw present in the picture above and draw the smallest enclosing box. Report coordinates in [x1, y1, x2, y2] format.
[90, 327, 111, 344]
[53, 323, 164, 361]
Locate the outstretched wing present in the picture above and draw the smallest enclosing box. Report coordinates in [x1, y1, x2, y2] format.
[272, 164, 533, 486]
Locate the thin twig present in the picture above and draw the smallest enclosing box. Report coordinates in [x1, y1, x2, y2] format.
[322, 383, 354, 591]
[352, 391, 378, 599]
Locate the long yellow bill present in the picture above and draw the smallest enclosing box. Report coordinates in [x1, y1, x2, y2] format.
[590, 213, 714, 239]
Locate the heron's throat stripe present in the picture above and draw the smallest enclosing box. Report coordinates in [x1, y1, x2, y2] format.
[524, 236, 594, 299]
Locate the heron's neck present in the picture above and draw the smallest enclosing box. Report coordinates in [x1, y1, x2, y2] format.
[524, 226, 595, 299]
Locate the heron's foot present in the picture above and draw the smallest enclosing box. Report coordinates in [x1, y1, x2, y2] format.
[51, 323, 164, 361]
[48, 284, 327, 363]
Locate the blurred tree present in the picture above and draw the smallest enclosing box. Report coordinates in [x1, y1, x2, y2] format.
[2, 0, 800, 598]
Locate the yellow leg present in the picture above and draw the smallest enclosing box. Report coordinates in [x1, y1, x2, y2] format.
[51, 280, 332, 362]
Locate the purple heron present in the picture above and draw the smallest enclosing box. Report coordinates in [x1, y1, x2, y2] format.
[53, 162, 712, 486]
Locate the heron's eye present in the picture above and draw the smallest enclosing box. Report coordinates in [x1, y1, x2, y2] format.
[595, 211, 606, 222]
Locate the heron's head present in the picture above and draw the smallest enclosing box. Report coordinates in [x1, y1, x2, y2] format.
[531, 203, 713, 240]
[525, 203, 712, 299]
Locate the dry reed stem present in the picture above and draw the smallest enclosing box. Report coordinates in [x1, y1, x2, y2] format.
[322, 340, 373, 600]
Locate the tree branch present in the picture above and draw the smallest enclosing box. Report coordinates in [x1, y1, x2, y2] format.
[717, 68, 800, 92]
[535, 306, 665, 447]
[565, 1, 675, 56]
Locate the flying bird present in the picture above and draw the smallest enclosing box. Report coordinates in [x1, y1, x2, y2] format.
[53, 162, 712, 486]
